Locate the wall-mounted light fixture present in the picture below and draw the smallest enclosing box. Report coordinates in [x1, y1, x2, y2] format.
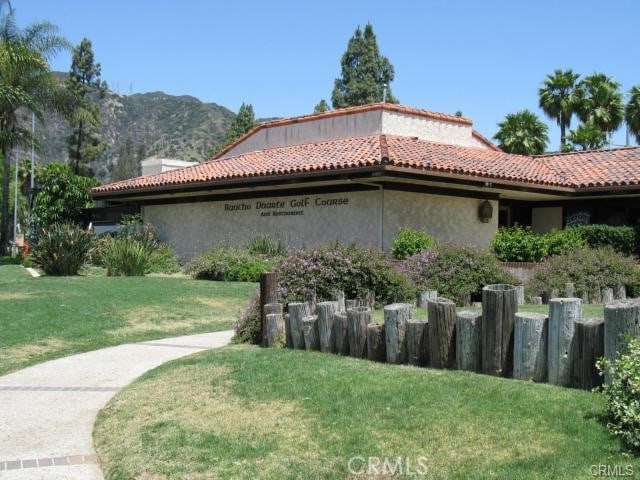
[479, 200, 493, 223]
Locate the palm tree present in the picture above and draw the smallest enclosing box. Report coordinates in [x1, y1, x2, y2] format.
[625, 85, 640, 144]
[0, 1, 70, 253]
[493, 110, 549, 155]
[565, 121, 607, 151]
[576, 73, 624, 137]
[538, 69, 581, 148]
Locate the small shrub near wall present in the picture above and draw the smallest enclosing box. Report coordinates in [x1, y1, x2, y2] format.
[491, 226, 548, 262]
[528, 246, 639, 297]
[32, 223, 93, 276]
[186, 248, 276, 282]
[102, 237, 153, 276]
[391, 227, 436, 260]
[572, 225, 637, 257]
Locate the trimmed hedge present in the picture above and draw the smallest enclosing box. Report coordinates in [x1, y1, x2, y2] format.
[186, 248, 276, 282]
[391, 227, 436, 260]
[572, 225, 636, 256]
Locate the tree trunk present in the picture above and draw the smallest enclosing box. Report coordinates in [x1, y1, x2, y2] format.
[601, 287, 614, 305]
[571, 319, 604, 389]
[481, 284, 518, 377]
[317, 301, 338, 353]
[345, 299, 358, 311]
[513, 312, 548, 382]
[367, 324, 386, 362]
[384, 303, 412, 364]
[263, 303, 283, 347]
[334, 312, 350, 355]
[417, 290, 437, 309]
[331, 290, 346, 313]
[288, 302, 310, 349]
[548, 297, 581, 386]
[302, 315, 320, 351]
[407, 320, 429, 366]
[456, 311, 482, 372]
[347, 306, 370, 358]
[604, 299, 640, 383]
[428, 297, 457, 369]
[265, 313, 285, 348]
[0, 141, 12, 255]
[259, 272, 278, 346]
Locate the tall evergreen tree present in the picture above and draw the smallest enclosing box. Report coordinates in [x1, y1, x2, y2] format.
[625, 85, 640, 144]
[210, 103, 256, 156]
[314, 99, 330, 113]
[331, 23, 397, 108]
[493, 110, 549, 155]
[538, 69, 581, 148]
[109, 138, 142, 181]
[66, 38, 106, 175]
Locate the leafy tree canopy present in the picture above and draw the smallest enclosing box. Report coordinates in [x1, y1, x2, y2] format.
[625, 85, 640, 144]
[564, 121, 607, 151]
[314, 99, 330, 113]
[209, 102, 256, 157]
[331, 23, 397, 108]
[576, 73, 624, 135]
[538, 69, 581, 147]
[493, 110, 549, 155]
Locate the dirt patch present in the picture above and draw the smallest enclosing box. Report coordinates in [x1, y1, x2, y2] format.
[0, 338, 73, 365]
[0, 292, 32, 301]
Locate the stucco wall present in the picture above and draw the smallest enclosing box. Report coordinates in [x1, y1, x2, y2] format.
[531, 207, 563, 234]
[382, 190, 498, 250]
[144, 189, 498, 261]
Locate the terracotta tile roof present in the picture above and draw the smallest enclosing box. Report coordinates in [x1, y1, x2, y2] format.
[93, 135, 640, 195]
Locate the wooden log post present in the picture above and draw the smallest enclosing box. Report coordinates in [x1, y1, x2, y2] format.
[384, 303, 412, 364]
[367, 324, 386, 362]
[317, 301, 338, 353]
[333, 312, 350, 355]
[417, 290, 438, 308]
[288, 302, 310, 350]
[263, 303, 283, 346]
[428, 297, 457, 369]
[345, 299, 358, 311]
[614, 284, 626, 301]
[515, 285, 525, 306]
[580, 291, 589, 305]
[302, 315, 320, 351]
[358, 290, 375, 309]
[259, 272, 278, 346]
[304, 288, 317, 315]
[513, 312, 548, 382]
[590, 286, 602, 305]
[331, 290, 346, 313]
[407, 320, 429, 366]
[347, 306, 370, 358]
[265, 313, 285, 348]
[601, 287, 614, 305]
[457, 293, 472, 307]
[548, 298, 581, 386]
[565, 283, 575, 298]
[456, 311, 482, 372]
[283, 313, 292, 348]
[481, 284, 518, 377]
[604, 299, 640, 383]
[571, 319, 604, 389]
[530, 296, 542, 305]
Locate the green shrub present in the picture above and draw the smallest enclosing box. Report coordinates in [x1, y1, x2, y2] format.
[245, 234, 287, 256]
[391, 227, 436, 260]
[0, 255, 23, 266]
[22, 256, 35, 268]
[491, 226, 547, 262]
[148, 244, 181, 274]
[276, 243, 415, 307]
[32, 223, 93, 276]
[528, 247, 638, 298]
[572, 225, 637, 256]
[186, 248, 274, 282]
[402, 245, 518, 303]
[545, 228, 586, 256]
[232, 290, 261, 344]
[597, 335, 640, 452]
[102, 237, 153, 276]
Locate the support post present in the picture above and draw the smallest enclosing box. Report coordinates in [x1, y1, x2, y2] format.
[317, 301, 338, 353]
[367, 324, 386, 362]
[456, 311, 482, 372]
[347, 306, 370, 358]
[571, 319, 604, 389]
[259, 272, 278, 346]
[481, 284, 518, 377]
[548, 297, 581, 386]
[513, 312, 548, 382]
[384, 303, 412, 364]
[428, 297, 457, 369]
[407, 320, 429, 366]
[288, 302, 310, 349]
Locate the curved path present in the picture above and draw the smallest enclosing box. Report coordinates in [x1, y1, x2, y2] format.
[0, 330, 233, 479]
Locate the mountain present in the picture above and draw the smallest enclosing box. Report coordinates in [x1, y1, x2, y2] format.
[20, 74, 236, 182]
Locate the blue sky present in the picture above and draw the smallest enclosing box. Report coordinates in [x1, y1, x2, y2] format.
[16, 0, 640, 150]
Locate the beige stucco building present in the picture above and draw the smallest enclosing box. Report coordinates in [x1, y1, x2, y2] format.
[92, 103, 640, 260]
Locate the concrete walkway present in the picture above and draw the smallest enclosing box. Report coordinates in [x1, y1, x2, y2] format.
[0, 330, 234, 479]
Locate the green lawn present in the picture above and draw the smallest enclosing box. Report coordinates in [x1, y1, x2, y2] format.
[0, 265, 256, 375]
[94, 345, 638, 480]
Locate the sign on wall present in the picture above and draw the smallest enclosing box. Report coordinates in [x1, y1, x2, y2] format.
[223, 195, 350, 217]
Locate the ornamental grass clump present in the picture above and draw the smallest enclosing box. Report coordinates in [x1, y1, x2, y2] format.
[102, 236, 153, 276]
[32, 223, 93, 276]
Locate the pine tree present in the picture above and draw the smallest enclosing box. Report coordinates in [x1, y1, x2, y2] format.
[209, 103, 256, 156]
[314, 99, 330, 113]
[331, 23, 397, 108]
[109, 138, 141, 181]
[66, 38, 107, 176]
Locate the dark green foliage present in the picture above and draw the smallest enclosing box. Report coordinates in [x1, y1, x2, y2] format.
[572, 225, 637, 256]
[493, 110, 549, 154]
[276, 244, 414, 307]
[331, 23, 397, 108]
[66, 38, 107, 175]
[186, 248, 275, 282]
[147, 244, 181, 274]
[491, 226, 548, 262]
[391, 227, 436, 259]
[32, 223, 93, 275]
[31, 163, 98, 229]
[102, 236, 153, 276]
[210, 103, 256, 156]
[576, 73, 624, 135]
[313, 99, 330, 113]
[232, 291, 261, 345]
[528, 247, 639, 297]
[597, 336, 640, 452]
[402, 245, 517, 303]
[539, 69, 582, 147]
[564, 121, 607, 151]
[109, 138, 143, 181]
[0, 255, 23, 265]
[545, 228, 586, 256]
[626, 85, 640, 144]
[245, 234, 287, 256]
